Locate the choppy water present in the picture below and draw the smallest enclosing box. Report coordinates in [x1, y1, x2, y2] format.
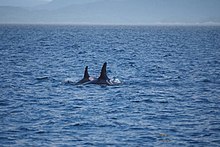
[0, 24, 220, 146]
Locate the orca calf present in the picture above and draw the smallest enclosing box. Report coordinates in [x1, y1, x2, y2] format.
[76, 62, 121, 86]
[76, 66, 95, 85]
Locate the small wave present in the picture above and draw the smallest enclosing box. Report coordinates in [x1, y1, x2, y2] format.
[0, 99, 10, 106]
[131, 99, 154, 103]
[201, 79, 212, 83]
[110, 78, 122, 85]
[36, 76, 49, 80]
[63, 78, 75, 84]
[142, 99, 154, 103]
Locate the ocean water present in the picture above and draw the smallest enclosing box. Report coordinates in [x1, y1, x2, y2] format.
[0, 24, 220, 146]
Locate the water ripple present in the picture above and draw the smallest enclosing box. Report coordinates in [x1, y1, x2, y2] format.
[0, 25, 220, 146]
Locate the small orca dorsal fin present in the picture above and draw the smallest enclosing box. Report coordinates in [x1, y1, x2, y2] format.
[84, 66, 89, 79]
[98, 62, 109, 80]
[76, 66, 91, 85]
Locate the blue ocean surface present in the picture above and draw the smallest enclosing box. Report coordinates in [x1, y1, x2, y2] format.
[0, 24, 220, 146]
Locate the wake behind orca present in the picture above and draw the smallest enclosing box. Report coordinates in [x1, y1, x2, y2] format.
[76, 62, 121, 86]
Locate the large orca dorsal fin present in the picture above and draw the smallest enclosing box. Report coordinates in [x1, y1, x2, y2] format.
[98, 62, 109, 80]
[84, 66, 89, 79]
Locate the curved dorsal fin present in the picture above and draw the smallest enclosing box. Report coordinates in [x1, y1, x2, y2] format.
[76, 66, 91, 85]
[98, 62, 109, 80]
[84, 66, 89, 79]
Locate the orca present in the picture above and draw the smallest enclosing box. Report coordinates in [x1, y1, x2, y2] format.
[76, 62, 121, 86]
[87, 62, 121, 86]
[76, 66, 95, 85]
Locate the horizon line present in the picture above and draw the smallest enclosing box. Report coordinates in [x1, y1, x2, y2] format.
[1, 22, 220, 26]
